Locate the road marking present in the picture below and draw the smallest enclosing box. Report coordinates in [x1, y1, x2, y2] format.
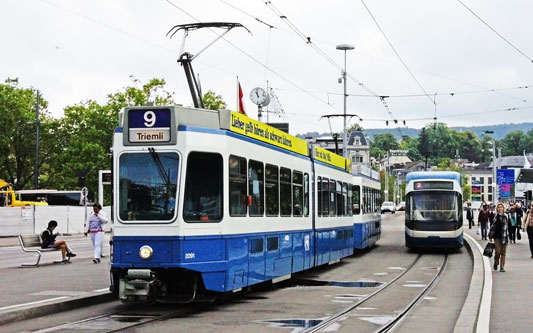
[0, 296, 69, 311]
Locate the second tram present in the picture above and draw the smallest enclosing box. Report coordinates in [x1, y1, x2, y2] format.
[405, 171, 463, 249]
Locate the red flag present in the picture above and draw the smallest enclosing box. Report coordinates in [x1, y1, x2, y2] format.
[238, 80, 246, 115]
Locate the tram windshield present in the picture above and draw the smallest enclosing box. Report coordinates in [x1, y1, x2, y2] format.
[119, 152, 179, 221]
[407, 191, 461, 222]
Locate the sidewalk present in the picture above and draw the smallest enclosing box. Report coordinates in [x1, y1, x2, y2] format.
[464, 225, 533, 332]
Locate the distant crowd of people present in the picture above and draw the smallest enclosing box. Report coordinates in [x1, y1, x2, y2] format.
[466, 201, 533, 273]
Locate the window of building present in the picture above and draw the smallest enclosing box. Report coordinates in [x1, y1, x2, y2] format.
[488, 177, 492, 184]
[183, 152, 223, 222]
[248, 160, 264, 216]
[265, 164, 279, 216]
[293, 171, 303, 216]
[280, 168, 292, 216]
[480, 177, 484, 184]
[488, 194, 493, 202]
[488, 185, 492, 193]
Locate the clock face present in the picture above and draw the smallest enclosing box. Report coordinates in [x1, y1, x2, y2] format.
[250, 87, 269, 106]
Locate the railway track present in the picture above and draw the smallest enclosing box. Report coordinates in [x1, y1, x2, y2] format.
[33, 302, 206, 333]
[303, 253, 448, 333]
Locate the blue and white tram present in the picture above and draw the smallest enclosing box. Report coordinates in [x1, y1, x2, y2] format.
[404, 171, 464, 249]
[110, 106, 380, 302]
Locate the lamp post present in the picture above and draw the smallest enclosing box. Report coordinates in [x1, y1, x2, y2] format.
[485, 130, 498, 204]
[336, 44, 355, 158]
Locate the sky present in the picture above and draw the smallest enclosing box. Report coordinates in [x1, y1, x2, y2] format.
[2, 0, 533, 136]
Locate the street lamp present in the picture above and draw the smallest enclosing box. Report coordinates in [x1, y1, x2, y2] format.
[336, 43, 355, 158]
[485, 130, 498, 204]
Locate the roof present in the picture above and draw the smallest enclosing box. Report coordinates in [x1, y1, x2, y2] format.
[347, 131, 368, 146]
[491, 155, 532, 168]
[406, 171, 461, 184]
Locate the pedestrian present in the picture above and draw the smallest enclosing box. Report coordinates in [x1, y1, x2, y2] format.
[41, 220, 76, 263]
[466, 203, 474, 229]
[508, 206, 518, 243]
[85, 203, 108, 264]
[489, 203, 509, 272]
[521, 202, 533, 259]
[515, 202, 523, 241]
[478, 204, 491, 240]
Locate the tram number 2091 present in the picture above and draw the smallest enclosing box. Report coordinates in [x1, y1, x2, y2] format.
[185, 253, 195, 259]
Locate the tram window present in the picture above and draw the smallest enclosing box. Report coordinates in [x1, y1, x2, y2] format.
[293, 171, 303, 216]
[347, 184, 353, 216]
[329, 180, 336, 216]
[304, 173, 310, 217]
[352, 185, 360, 215]
[229, 155, 247, 216]
[183, 152, 223, 222]
[342, 182, 348, 216]
[336, 181, 343, 216]
[119, 152, 179, 221]
[317, 177, 322, 217]
[280, 168, 292, 216]
[248, 160, 264, 216]
[265, 164, 279, 216]
[321, 177, 329, 217]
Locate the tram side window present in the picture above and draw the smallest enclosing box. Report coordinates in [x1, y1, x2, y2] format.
[330, 180, 336, 216]
[183, 152, 223, 222]
[304, 173, 310, 217]
[293, 171, 303, 216]
[347, 184, 353, 216]
[317, 177, 322, 217]
[352, 185, 360, 215]
[342, 182, 348, 216]
[248, 160, 264, 216]
[280, 168, 292, 216]
[265, 164, 279, 216]
[229, 155, 247, 216]
[321, 177, 329, 217]
[336, 181, 343, 216]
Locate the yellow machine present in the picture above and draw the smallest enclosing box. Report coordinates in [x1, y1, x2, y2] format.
[0, 179, 48, 207]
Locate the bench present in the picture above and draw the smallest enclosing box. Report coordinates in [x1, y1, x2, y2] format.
[18, 234, 70, 267]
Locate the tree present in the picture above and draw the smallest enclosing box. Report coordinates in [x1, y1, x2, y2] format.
[202, 91, 226, 110]
[47, 78, 175, 194]
[0, 79, 54, 189]
[501, 130, 526, 156]
[347, 122, 364, 133]
[435, 160, 471, 202]
[370, 133, 399, 159]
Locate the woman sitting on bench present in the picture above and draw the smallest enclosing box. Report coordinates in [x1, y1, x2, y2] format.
[41, 220, 76, 263]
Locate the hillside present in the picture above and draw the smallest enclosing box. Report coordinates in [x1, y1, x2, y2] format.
[298, 122, 533, 141]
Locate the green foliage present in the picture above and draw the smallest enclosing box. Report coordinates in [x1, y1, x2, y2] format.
[0, 79, 52, 189]
[370, 133, 400, 159]
[202, 91, 226, 111]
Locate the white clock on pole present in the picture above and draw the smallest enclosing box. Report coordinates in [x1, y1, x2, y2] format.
[250, 87, 270, 107]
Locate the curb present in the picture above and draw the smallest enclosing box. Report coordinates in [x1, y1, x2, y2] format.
[0, 291, 115, 326]
[453, 232, 491, 333]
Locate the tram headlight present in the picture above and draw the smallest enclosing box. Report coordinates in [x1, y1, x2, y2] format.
[139, 245, 153, 260]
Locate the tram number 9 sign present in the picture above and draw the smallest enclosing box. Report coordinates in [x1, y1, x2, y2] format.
[128, 109, 171, 143]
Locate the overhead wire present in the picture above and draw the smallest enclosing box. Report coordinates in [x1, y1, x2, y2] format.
[164, 0, 336, 109]
[262, 0, 404, 135]
[457, 0, 533, 64]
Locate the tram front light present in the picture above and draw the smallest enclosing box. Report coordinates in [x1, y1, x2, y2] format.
[139, 245, 153, 260]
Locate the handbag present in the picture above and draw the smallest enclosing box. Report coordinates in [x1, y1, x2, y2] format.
[517, 230, 522, 240]
[476, 226, 481, 235]
[483, 242, 495, 258]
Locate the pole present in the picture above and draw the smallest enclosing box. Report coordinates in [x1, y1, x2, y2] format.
[34, 91, 40, 189]
[342, 50, 348, 158]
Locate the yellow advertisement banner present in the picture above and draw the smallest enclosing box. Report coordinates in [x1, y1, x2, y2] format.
[314, 146, 349, 171]
[229, 112, 308, 156]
